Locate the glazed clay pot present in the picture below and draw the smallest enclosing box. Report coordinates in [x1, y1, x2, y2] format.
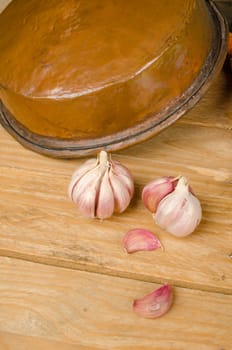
[0, 0, 228, 157]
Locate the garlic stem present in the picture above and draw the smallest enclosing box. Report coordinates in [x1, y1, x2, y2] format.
[174, 176, 189, 193]
[99, 150, 108, 167]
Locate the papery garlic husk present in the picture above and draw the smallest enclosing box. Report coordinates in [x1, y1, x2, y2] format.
[68, 151, 134, 219]
[154, 176, 202, 237]
[133, 284, 173, 319]
[142, 176, 176, 213]
[123, 228, 162, 253]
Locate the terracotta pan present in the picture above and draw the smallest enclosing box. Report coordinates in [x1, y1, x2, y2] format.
[0, 0, 228, 158]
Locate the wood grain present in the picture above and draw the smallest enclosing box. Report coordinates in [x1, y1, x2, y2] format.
[0, 1, 232, 348]
[0, 0, 11, 12]
[0, 257, 231, 350]
[0, 1, 232, 349]
[0, 73, 232, 294]
[0, 332, 92, 350]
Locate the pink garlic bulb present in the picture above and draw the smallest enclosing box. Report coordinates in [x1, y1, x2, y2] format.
[143, 176, 202, 237]
[68, 151, 134, 219]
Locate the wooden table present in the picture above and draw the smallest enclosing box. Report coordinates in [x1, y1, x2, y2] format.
[0, 0, 232, 347]
[0, 67, 232, 349]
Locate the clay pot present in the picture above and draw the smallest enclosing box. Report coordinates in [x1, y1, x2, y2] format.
[0, 0, 228, 157]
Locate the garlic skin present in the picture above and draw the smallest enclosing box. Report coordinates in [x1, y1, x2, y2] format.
[133, 284, 173, 319]
[123, 228, 162, 253]
[142, 176, 176, 213]
[154, 176, 202, 237]
[68, 151, 134, 219]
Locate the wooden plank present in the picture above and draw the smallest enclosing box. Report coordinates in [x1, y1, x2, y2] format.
[0, 332, 93, 350]
[0, 257, 231, 350]
[0, 111, 231, 293]
[0, 30, 232, 294]
[0, 0, 11, 12]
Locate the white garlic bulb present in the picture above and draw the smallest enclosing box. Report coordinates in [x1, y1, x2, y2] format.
[153, 176, 202, 237]
[68, 151, 134, 219]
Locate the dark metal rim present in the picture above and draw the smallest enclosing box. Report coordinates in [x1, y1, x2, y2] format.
[0, 0, 229, 158]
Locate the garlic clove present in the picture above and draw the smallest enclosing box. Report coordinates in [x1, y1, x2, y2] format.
[75, 170, 103, 218]
[116, 173, 134, 197]
[154, 176, 202, 237]
[70, 165, 102, 203]
[111, 161, 134, 196]
[112, 160, 134, 180]
[96, 169, 115, 219]
[142, 176, 176, 213]
[68, 159, 98, 200]
[109, 172, 132, 213]
[76, 183, 98, 218]
[167, 195, 202, 237]
[123, 228, 162, 253]
[133, 284, 173, 319]
[70, 158, 97, 181]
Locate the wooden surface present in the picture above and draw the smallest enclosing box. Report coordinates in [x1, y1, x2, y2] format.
[0, 68, 232, 350]
[0, 257, 231, 350]
[0, 1, 232, 347]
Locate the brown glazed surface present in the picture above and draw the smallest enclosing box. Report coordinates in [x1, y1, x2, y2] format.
[0, 0, 213, 140]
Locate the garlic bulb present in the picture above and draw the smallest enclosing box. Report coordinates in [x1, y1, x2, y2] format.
[133, 284, 173, 319]
[68, 150, 134, 219]
[154, 176, 202, 237]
